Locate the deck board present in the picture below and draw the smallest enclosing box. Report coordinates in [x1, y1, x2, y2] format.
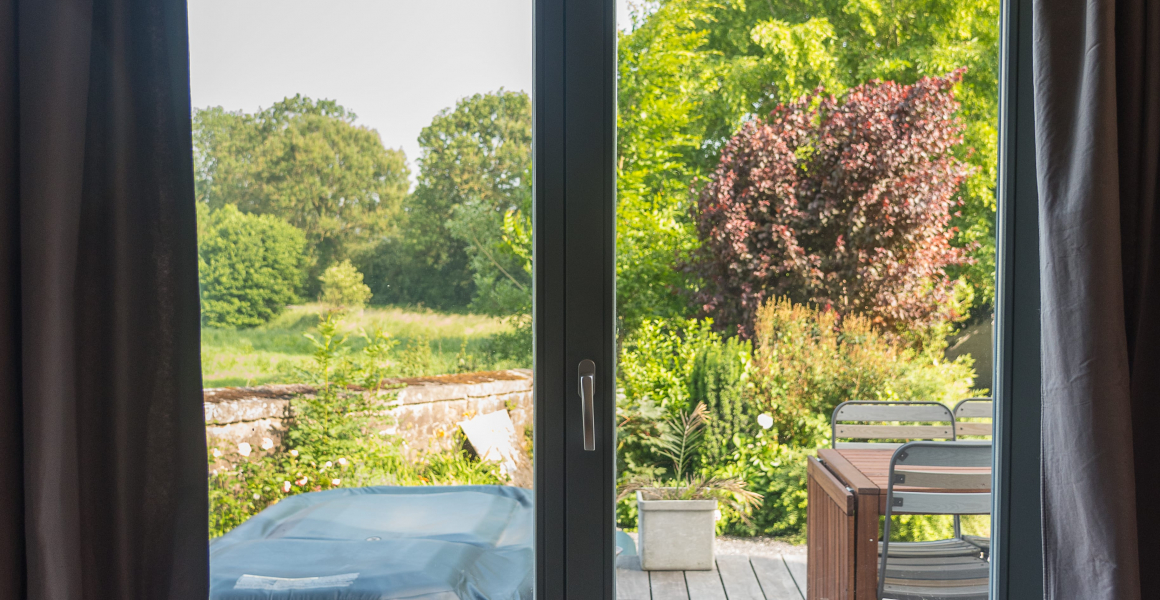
[684, 563, 727, 600]
[782, 555, 807, 597]
[750, 556, 800, 599]
[715, 555, 765, 600]
[649, 570, 690, 600]
[617, 555, 652, 600]
[616, 554, 807, 600]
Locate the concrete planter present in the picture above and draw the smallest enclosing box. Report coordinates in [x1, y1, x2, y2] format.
[636, 490, 717, 571]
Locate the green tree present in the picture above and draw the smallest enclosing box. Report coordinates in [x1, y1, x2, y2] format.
[618, 0, 999, 316]
[372, 90, 532, 314]
[616, 1, 718, 329]
[193, 96, 410, 289]
[318, 260, 373, 310]
[704, 0, 999, 310]
[197, 204, 308, 328]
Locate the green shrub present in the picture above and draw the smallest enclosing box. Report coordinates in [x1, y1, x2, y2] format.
[318, 259, 373, 310]
[690, 336, 756, 468]
[619, 318, 721, 413]
[710, 431, 809, 540]
[481, 314, 532, 367]
[614, 305, 980, 541]
[395, 335, 435, 377]
[617, 318, 721, 488]
[752, 297, 979, 449]
[198, 203, 307, 328]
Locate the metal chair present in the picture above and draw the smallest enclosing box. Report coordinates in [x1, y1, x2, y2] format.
[952, 398, 993, 438]
[950, 398, 993, 556]
[878, 441, 993, 600]
[831, 401, 956, 449]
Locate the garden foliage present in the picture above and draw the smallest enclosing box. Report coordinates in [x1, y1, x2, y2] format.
[619, 318, 722, 414]
[615, 2, 716, 328]
[751, 297, 977, 449]
[688, 74, 975, 338]
[615, 298, 978, 537]
[711, 432, 809, 539]
[318, 260, 373, 310]
[198, 203, 307, 328]
[207, 313, 506, 537]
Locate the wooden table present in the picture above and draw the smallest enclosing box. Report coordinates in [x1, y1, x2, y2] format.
[806, 448, 990, 600]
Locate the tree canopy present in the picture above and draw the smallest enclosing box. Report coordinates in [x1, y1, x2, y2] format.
[688, 74, 974, 338]
[193, 96, 410, 287]
[367, 90, 531, 314]
[616, 0, 999, 325]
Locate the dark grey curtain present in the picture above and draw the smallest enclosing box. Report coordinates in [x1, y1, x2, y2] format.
[1034, 0, 1159, 598]
[0, 1, 208, 598]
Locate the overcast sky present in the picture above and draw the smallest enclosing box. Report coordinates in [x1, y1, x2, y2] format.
[188, 0, 635, 179]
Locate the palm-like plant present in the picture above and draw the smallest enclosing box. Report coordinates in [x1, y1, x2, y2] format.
[657, 402, 707, 480]
[617, 402, 763, 521]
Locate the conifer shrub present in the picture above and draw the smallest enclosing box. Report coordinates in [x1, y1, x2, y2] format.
[318, 259, 373, 310]
[690, 336, 757, 467]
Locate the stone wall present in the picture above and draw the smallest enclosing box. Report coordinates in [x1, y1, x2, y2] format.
[204, 369, 533, 456]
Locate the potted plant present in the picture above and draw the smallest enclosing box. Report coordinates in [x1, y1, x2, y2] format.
[618, 403, 762, 571]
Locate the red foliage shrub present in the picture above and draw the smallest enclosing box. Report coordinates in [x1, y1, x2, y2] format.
[686, 72, 975, 338]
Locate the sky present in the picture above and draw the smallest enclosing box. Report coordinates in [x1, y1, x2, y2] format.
[188, 0, 636, 179]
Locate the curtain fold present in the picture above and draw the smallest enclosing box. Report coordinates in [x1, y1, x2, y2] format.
[0, 1, 208, 598]
[1034, 0, 1159, 598]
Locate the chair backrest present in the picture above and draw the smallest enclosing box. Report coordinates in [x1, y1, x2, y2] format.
[830, 401, 955, 449]
[878, 441, 993, 600]
[885, 441, 993, 516]
[953, 397, 993, 438]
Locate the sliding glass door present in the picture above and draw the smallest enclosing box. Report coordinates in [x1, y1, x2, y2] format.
[194, 0, 1041, 597]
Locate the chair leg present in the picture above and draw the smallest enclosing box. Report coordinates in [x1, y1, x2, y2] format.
[879, 499, 894, 600]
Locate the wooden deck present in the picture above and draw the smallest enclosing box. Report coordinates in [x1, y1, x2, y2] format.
[616, 554, 807, 600]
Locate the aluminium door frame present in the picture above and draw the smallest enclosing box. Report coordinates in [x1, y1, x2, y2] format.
[533, 0, 618, 599]
[992, 0, 1044, 597]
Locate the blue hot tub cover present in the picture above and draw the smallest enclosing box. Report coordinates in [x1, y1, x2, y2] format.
[209, 485, 533, 600]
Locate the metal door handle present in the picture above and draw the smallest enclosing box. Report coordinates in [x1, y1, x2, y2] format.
[578, 359, 596, 451]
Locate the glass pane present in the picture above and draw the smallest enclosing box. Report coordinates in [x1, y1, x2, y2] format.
[613, 0, 998, 597]
[191, 2, 534, 597]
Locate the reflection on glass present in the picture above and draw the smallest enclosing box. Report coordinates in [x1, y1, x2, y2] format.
[614, 1, 998, 598]
[191, 1, 534, 597]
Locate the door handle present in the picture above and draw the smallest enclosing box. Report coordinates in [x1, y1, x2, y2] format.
[578, 359, 596, 451]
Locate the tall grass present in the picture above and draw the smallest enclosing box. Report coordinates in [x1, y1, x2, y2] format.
[201, 304, 527, 387]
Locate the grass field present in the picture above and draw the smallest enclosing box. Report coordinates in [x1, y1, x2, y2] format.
[201, 304, 528, 388]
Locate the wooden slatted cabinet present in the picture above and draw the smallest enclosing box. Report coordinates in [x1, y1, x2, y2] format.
[806, 457, 856, 600]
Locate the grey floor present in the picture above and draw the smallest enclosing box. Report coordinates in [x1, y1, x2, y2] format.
[616, 554, 807, 600]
